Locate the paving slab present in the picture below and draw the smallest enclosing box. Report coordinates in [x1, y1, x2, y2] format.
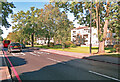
[0, 50, 12, 81]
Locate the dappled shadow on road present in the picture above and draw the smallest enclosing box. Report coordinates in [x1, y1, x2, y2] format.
[12, 58, 118, 81]
[5, 56, 27, 67]
[13, 59, 90, 80]
[1, 54, 27, 67]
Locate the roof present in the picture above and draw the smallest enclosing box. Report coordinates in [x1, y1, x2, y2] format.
[72, 26, 88, 30]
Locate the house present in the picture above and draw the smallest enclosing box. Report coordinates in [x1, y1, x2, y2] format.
[71, 26, 116, 47]
[36, 38, 54, 45]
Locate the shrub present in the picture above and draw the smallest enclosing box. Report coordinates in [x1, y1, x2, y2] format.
[50, 42, 54, 47]
[64, 41, 73, 48]
[54, 45, 62, 48]
[113, 44, 120, 52]
[37, 43, 39, 45]
[113, 44, 120, 48]
[76, 42, 81, 46]
[70, 44, 76, 48]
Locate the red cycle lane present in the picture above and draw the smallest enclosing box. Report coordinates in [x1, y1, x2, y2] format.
[3, 50, 22, 82]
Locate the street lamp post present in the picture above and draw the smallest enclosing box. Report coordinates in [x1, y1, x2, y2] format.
[90, 1, 92, 54]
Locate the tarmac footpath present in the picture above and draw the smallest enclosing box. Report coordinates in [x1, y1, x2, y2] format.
[0, 50, 12, 82]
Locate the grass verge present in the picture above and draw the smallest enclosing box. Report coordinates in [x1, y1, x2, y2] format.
[26, 45, 115, 54]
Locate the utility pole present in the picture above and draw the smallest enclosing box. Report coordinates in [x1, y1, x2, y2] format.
[90, 0, 92, 54]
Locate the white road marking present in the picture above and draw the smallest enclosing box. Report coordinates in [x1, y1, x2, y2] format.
[34, 51, 41, 54]
[47, 58, 66, 64]
[20, 52, 26, 56]
[40, 52, 44, 54]
[11, 52, 25, 56]
[29, 52, 36, 55]
[34, 51, 45, 55]
[47, 58, 61, 62]
[11, 53, 16, 56]
[89, 70, 120, 81]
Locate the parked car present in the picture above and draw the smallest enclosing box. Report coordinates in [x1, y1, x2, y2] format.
[20, 44, 26, 48]
[8, 43, 22, 53]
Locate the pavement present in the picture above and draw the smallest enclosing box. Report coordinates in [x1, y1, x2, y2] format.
[38, 48, 120, 65]
[0, 50, 12, 81]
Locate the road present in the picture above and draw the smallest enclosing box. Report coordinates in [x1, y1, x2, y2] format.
[2, 48, 120, 81]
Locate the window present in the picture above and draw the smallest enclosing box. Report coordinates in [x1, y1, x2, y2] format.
[4, 40, 10, 44]
[83, 34, 88, 38]
[73, 31, 76, 34]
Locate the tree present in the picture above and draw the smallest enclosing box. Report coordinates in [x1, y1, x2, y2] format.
[12, 4, 74, 48]
[109, 1, 120, 44]
[55, 12, 74, 49]
[1, 2, 15, 28]
[6, 32, 20, 42]
[40, 4, 74, 47]
[0, 28, 3, 41]
[0, 1, 15, 37]
[51, 0, 119, 53]
[11, 7, 43, 47]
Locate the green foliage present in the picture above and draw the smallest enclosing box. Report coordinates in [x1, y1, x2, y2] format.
[108, 2, 120, 39]
[64, 41, 73, 48]
[51, 1, 120, 53]
[113, 44, 120, 49]
[0, 29, 3, 35]
[0, 36, 3, 41]
[113, 44, 120, 52]
[11, 3, 74, 47]
[1, 2, 15, 28]
[70, 44, 76, 48]
[50, 42, 54, 47]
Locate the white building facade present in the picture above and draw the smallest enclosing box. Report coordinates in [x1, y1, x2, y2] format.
[71, 26, 116, 47]
[36, 38, 54, 45]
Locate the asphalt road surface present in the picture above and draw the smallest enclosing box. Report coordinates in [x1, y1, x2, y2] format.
[3, 48, 120, 81]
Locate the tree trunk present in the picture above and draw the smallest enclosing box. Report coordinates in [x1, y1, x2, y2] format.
[97, 1, 109, 53]
[110, 31, 113, 45]
[47, 29, 51, 47]
[98, 19, 109, 53]
[62, 44, 64, 50]
[98, 41, 105, 53]
[53, 35, 56, 45]
[47, 36, 50, 47]
[31, 33, 34, 47]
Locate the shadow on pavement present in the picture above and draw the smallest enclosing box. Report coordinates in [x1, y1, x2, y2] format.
[0, 57, 7, 67]
[5, 56, 27, 67]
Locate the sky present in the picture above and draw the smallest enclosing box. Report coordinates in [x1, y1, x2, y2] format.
[1, 1, 80, 38]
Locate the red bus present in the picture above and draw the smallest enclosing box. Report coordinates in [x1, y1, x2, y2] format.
[3, 40, 11, 48]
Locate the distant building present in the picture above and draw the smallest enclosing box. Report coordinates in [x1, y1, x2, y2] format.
[71, 26, 116, 47]
[36, 38, 54, 45]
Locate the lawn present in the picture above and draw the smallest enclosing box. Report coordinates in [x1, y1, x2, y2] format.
[53, 47, 113, 54]
[26, 45, 114, 54]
